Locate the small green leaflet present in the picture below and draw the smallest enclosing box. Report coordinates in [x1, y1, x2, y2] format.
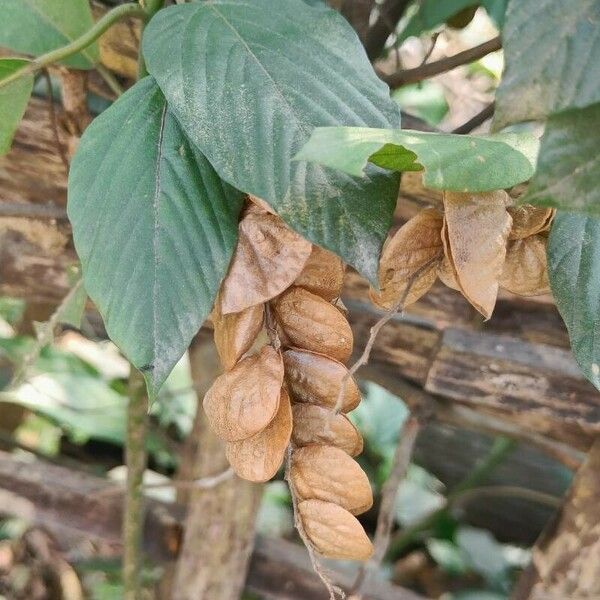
[548, 212, 600, 392]
[143, 0, 401, 284]
[0, 0, 99, 69]
[494, 0, 600, 128]
[523, 103, 600, 215]
[68, 78, 244, 397]
[0, 58, 33, 155]
[295, 127, 538, 192]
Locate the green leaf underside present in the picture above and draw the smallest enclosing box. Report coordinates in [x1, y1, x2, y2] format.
[68, 78, 244, 397]
[494, 0, 600, 128]
[0, 58, 33, 155]
[0, 0, 99, 69]
[523, 103, 600, 215]
[143, 0, 401, 283]
[296, 127, 538, 192]
[548, 212, 600, 391]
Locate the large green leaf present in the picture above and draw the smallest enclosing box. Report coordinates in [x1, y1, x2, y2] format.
[548, 212, 600, 391]
[0, 0, 99, 69]
[142, 0, 401, 283]
[523, 103, 600, 215]
[296, 126, 538, 192]
[494, 0, 600, 128]
[68, 78, 244, 397]
[0, 58, 33, 155]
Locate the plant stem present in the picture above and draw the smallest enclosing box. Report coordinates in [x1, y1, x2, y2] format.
[137, 0, 166, 78]
[123, 368, 149, 600]
[0, 3, 147, 91]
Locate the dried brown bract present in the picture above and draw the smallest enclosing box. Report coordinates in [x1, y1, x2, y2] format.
[294, 246, 345, 301]
[500, 234, 550, 296]
[508, 205, 555, 240]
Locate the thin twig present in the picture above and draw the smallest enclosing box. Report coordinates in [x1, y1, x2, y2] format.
[381, 36, 502, 88]
[452, 102, 495, 134]
[419, 32, 440, 67]
[451, 485, 562, 510]
[123, 368, 149, 600]
[364, 0, 412, 61]
[351, 415, 423, 596]
[0, 201, 68, 220]
[285, 446, 345, 600]
[42, 69, 70, 174]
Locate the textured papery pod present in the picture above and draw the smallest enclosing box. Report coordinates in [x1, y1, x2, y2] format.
[298, 500, 373, 561]
[292, 404, 363, 457]
[370, 208, 444, 310]
[272, 287, 353, 362]
[294, 246, 345, 301]
[500, 234, 550, 296]
[437, 250, 460, 291]
[225, 388, 292, 482]
[291, 445, 373, 515]
[443, 191, 512, 320]
[220, 210, 312, 314]
[213, 297, 264, 370]
[248, 194, 276, 215]
[508, 205, 555, 240]
[203, 345, 283, 441]
[283, 348, 360, 413]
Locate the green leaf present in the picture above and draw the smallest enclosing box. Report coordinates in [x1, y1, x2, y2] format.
[0, 59, 33, 156]
[143, 0, 401, 283]
[523, 103, 600, 215]
[68, 78, 244, 397]
[494, 0, 600, 128]
[296, 126, 538, 192]
[392, 81, 449, 126]
[456, 526, 509, 583]
[548, 212, 600, 391]
[0, 0, 99, 69]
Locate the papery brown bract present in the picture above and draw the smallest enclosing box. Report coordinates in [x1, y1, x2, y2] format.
[226, 388, 292, 482]
[298, 499, 374, 561]
[291, 445, 373, 515]
[500, 234, 550, 296]
[443, 191, 512, 319]
[220, 210, 312, 314]
[294, 246, 345, 301]
[370, 208, 444, 310]
[291, 404, 363, 456]
[213, 297, 264, 370]
[437, 252, 461, 291]
[273, 287, 353, 362]
[203, 345, 283, 441]
[283, 349, 360, 412]
[508, 205, 555, 240]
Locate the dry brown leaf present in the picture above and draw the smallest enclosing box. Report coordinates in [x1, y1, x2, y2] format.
[437, 252, 460, 291]
[298, 500, 374, 561]
[272, 287, 353, 362]
[225, 388, 292, 482]
[283, 348, 360, 412]
[292, 404, 363, 456]
[213, 298, 264, 370]
[291, 445, 373, 515]
[500, 234, 550, 296]
[203, 345, 283, 441]
[508, 205, 555, 240]
[220, 211, 312, 314]
[371, 208, 444, 310]
[294, 246, 345, 301]
[443, 191, 512, 319]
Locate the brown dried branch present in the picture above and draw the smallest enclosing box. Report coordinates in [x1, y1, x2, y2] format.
[42, 69, 70, 174]
[364, 0, 412, 61]
[452, 102, 496, 134]
[381, 36, 502, 88]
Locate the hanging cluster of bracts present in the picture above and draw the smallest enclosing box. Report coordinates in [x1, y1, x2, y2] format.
[205, 197, 374, 561]
[372, 190, 555, 319]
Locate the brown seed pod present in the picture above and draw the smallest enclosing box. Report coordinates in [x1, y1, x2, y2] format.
[370, 208, 444, 310]
[272, 287, 353, 362]
[437, 252, 460, 291]
[500, 234, 550, 296]
[443, 191, 512, 319]
[220, 210, 312, 314]
[283, 349, 360, 413]
[292, 404, 363, 456]
[508, 205, 555, 240]
[203, 345, 284, 441]
[291, 445, 373, 515]
[298, 500, 374, 561]
[294, 246, 345, 301]
[225, 388, 292, 482]
[213, 298, 264, 370]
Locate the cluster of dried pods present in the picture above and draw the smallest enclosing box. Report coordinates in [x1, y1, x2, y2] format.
[372, 189, 555, 318]
[204, 197, 374, 561]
